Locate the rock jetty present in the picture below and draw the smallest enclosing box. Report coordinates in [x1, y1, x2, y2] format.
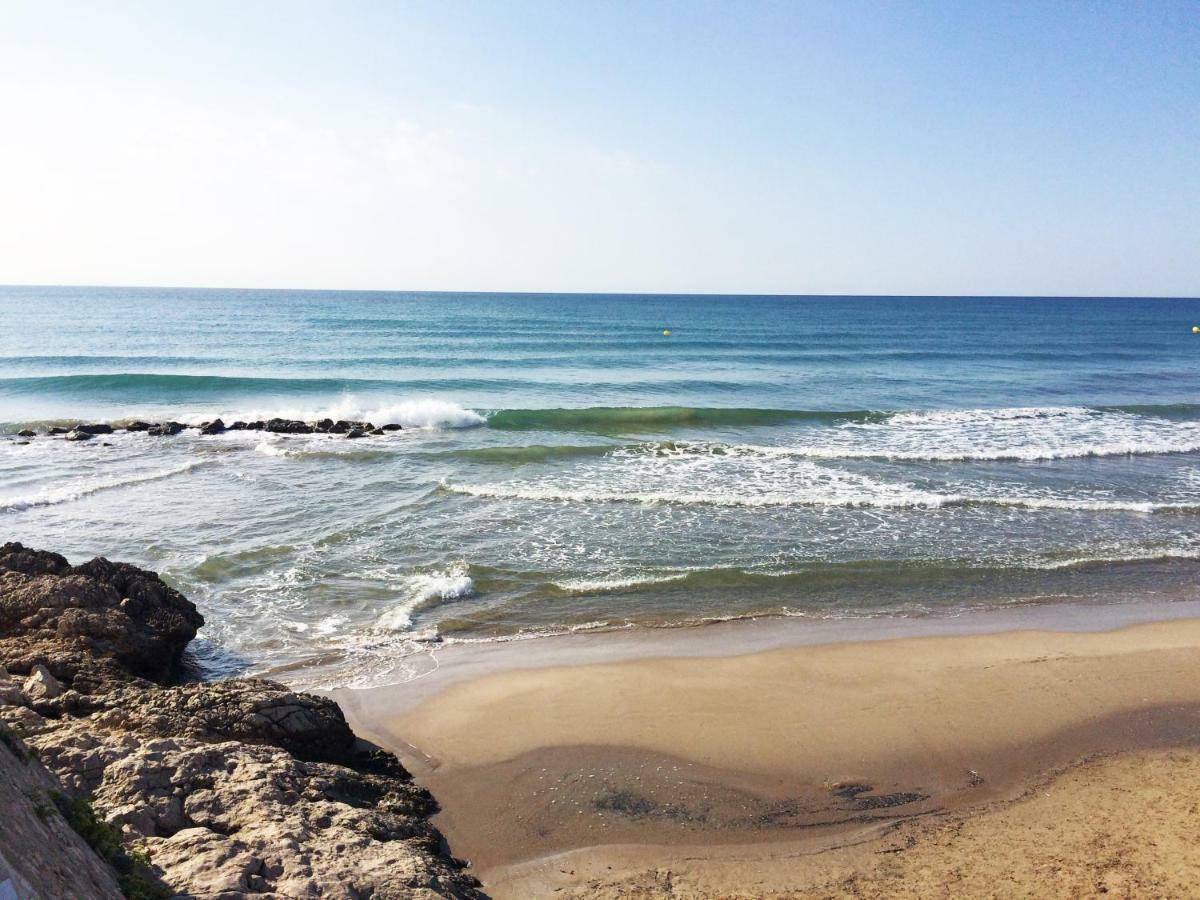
[10, 418, 405, 440]
[0, 542, 482, 899]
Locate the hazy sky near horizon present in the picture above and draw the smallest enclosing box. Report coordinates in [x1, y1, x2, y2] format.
[0, 1, 1196, 296]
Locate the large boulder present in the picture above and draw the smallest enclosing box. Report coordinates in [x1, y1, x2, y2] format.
[0, 543, 203, 684]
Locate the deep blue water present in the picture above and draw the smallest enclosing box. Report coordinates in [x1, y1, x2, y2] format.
[2, 287, 1199, 686]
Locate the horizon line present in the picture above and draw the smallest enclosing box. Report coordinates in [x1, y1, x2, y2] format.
[1, 282, 1197, 301]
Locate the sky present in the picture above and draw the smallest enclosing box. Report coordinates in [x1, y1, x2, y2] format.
[0, 1, 1196, 296]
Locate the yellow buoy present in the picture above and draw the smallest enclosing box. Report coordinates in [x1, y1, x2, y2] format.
[662, 329, 672, 337]
[1193, 326, 1200, 333]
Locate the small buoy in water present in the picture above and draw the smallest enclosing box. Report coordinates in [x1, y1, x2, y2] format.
[1193, 326, 1200, 333]
[662, 329, 672, 336]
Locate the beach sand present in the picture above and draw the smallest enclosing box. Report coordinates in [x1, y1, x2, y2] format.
[336, 616, 1200, 897]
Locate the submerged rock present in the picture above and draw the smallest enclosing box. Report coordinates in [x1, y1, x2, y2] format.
[75, 424, 114, 435]
[382, 423, 404, 431]
[146, 422, 185, 437]
[16, 429, 35, 438]
[124, 421, 152, 432]
[64, 429, 94, 442]
[47, 426, 69, 435]
[199, 418, 226, 435]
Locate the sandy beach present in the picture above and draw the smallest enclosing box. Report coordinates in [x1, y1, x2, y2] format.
[337, 612, 1200, 898]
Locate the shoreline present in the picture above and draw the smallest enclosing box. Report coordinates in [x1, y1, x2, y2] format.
[330, 592, 1200, 707]
[336, 606, 1200, 897]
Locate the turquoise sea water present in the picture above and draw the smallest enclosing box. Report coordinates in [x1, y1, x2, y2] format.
[2, 287, 1199, 686]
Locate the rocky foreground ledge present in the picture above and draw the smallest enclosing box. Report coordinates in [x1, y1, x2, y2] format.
[0, 542, 483, 899]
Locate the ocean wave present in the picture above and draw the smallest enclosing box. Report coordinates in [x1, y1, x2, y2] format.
[485, 405, 876, 433]
[0, 460, 207, 512]
[181, 397, 487, 431]
[252, 440, 395, 461]
[441, 477, 955, 509]
[441, 479, 1200, 512]
[374, 563, 476, 632]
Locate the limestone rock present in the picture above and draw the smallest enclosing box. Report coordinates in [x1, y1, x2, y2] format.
[0, 545, 482, 898]
[23, 664, 62, 701]
[0, 722, 125, 899]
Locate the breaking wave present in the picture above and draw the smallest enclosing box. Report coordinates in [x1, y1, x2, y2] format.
[0, 460, 208, 512]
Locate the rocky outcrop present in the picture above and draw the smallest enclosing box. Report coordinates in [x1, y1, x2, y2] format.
[0, 544, 483, 899]
[0, 543, 203, 684]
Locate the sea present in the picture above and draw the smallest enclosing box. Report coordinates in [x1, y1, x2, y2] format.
[2, 287, 1199, 687]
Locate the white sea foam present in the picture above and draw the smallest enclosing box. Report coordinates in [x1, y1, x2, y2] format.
[209, 397, 486, 430]
[553, 572, 690, 593]
[0, 460, 207, 512]
[375, 562, 476, 631]
[801, 406, 1200, 462]
[443, 453, 957, 509]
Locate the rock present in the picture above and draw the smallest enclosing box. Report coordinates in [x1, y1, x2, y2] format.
[371, 428, 386, 435]
[0, 721, 127, 899]
[228, 421, 248, 430]
[64, 429, 94, 441]
[245, 420, 265, 430]
[265, 418, 314, 435]
[199, 419, 226, 435]
[75, 424, 114, 435]
[124, 421, 152, 432]
[0, 542, 204, 684]
[314, 418, 335, 432]
[329, 420, 352, 434]
[16, 429, 35, 438]
[47, 426, 69, 435]
[0, 681, 25, 706]
[147, 422, 185, 437]
[24, 664, 62, 701]
[382, 423, 403, 431]
[345, 428, 366, 439]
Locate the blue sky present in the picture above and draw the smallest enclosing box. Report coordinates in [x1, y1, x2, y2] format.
[0, 1, 1195, 295]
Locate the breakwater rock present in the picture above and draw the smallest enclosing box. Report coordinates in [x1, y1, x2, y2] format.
[11, 418, 404, 440]
[0, 542, 483, 899]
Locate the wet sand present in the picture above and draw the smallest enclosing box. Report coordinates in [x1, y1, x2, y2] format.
[336, 612, 1200, 897]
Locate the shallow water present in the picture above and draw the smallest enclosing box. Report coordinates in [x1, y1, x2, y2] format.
[2, 287, 1199, 687]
